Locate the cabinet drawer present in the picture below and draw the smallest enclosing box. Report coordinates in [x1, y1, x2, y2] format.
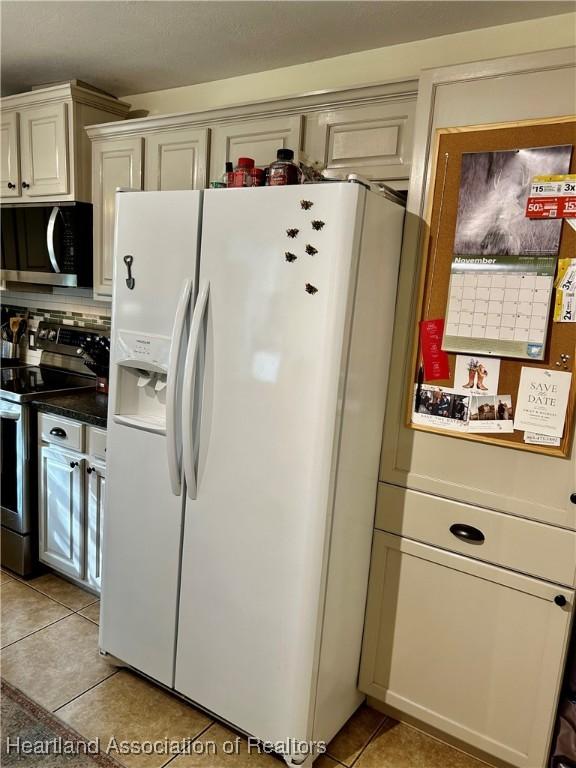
[360, 532, 573, 768]
[87, 426, 107, 462]
[39, 413, 84, 452]
[376, 483, 576, 587]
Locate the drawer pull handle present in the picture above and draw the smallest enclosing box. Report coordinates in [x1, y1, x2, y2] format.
[555, 595, 568, 608]
[449, 523, 485, 544]
[49, 427, 67, 438]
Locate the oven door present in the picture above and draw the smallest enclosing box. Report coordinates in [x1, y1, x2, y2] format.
[0, 400, 30, 534]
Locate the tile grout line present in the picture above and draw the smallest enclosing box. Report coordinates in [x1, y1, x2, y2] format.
[52, 669, 120, 713]
[160, 721, 216, 768]
[3, 572, 99, 613]
[1, 600, 100, 652]
[19, 579, 99, 613]
[346, 716, 391, 768]
[0, 613, 73, 651]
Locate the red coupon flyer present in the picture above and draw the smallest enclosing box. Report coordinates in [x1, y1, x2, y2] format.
[525, 174, 576, 219]
[420, 319, 450, 381]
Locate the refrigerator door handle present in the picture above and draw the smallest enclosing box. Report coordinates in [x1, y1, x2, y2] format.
[182, 279, 210, 500]
[166, 278, 193, 496]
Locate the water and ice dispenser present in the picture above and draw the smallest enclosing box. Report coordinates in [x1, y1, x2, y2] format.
[113, 330, 173, 434]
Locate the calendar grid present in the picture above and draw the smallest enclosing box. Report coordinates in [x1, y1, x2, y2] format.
[442, 256, 555, 360]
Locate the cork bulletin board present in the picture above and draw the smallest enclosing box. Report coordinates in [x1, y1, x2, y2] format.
[408, 117, 576, 458]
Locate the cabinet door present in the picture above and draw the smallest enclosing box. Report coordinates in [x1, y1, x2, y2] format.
[305, 99, 415, 181]
[86, 462, 105, 591]
[209, 115, 302, 180]
[92, 137, 143, 297]
[145, 128, 208, 191]
[360, 532, 573, 768]
[38, 446, 84, 580]
[1, 112, 20, 198]
[19, 103, 69, 196]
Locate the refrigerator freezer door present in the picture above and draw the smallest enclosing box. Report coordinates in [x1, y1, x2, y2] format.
[100, 191, 201, 687]
[175, 184, 366, 744]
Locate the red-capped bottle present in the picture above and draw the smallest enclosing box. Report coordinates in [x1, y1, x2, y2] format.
[232, 157, 255, 187]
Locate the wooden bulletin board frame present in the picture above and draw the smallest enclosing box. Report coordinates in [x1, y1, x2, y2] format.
[407, 116, 576, 458]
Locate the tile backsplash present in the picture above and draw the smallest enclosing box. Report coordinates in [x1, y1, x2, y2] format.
[2, 289, 111, 363]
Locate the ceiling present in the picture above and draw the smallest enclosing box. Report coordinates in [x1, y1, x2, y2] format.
[1, 1, 573, 98]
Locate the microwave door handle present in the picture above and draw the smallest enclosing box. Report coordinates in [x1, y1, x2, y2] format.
[46, 207, 61, 273]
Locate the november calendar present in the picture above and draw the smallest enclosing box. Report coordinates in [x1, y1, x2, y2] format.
[442, 255, 556, 360]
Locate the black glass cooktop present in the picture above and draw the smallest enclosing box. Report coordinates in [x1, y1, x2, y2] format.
[0, 365, 95, 403]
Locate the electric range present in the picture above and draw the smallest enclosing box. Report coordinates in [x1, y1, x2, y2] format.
[1, 321, 109, 576]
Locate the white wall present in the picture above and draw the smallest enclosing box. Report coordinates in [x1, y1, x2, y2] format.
[126, 14, 576, 116]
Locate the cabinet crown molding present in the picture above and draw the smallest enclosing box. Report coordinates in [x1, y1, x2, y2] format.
[86, 79, 418, 140]
[2, 82, 131, 117]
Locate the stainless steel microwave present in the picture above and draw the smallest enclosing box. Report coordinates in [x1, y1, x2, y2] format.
[1, 203, 92, 287]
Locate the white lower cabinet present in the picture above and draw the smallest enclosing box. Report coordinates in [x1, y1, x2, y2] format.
[38, 416, 106, 593]
[38, 446, 84, 580]
[86, 462, 106, 590]
[359, 532, 574, 768]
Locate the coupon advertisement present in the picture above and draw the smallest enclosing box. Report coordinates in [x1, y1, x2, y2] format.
[525, 174, 576, 219]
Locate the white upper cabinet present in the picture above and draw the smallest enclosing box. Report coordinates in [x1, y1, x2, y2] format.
[1, 111, 20, 197]
[145, 127, 209, 191]
[209, 115, 302, 179]
[87, 81, 416, 300]
[92, 137, 143, 297]
[19, 102, 69, 197]
[0, 82, 130, 204]
[305, 99, 416, 181]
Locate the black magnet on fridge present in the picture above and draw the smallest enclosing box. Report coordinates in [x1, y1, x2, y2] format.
[286, 228, 299, 238]
[311, 220, 325, 231]
[305, 283, 318, 294]
[123, 254, 135, 290]
[285, 252, 297, 262]
[305, 245, 318, 256]
[300, 200, 313, 210]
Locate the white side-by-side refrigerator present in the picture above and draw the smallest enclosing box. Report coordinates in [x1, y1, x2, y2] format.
[101, 182, 404, 765]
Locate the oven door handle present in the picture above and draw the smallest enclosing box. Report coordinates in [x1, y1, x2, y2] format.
[47, 207, 62, 274]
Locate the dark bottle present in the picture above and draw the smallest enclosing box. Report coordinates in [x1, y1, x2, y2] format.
[222, 161, 234, 187]
[268, 149, 299, 186]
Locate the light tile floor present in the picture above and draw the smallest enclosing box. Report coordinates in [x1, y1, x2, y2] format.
[0, 569, 489, 768]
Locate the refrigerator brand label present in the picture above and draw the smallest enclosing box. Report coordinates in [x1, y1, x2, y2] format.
[116, 330, 171, 373]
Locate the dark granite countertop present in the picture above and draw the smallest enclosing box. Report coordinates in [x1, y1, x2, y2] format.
[31, 390, 108, 428]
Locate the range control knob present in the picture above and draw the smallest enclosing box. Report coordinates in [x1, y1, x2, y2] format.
[570, 493, 576, 505]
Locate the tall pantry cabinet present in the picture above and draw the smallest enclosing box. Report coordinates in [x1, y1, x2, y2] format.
[359, 48, 576, 768]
